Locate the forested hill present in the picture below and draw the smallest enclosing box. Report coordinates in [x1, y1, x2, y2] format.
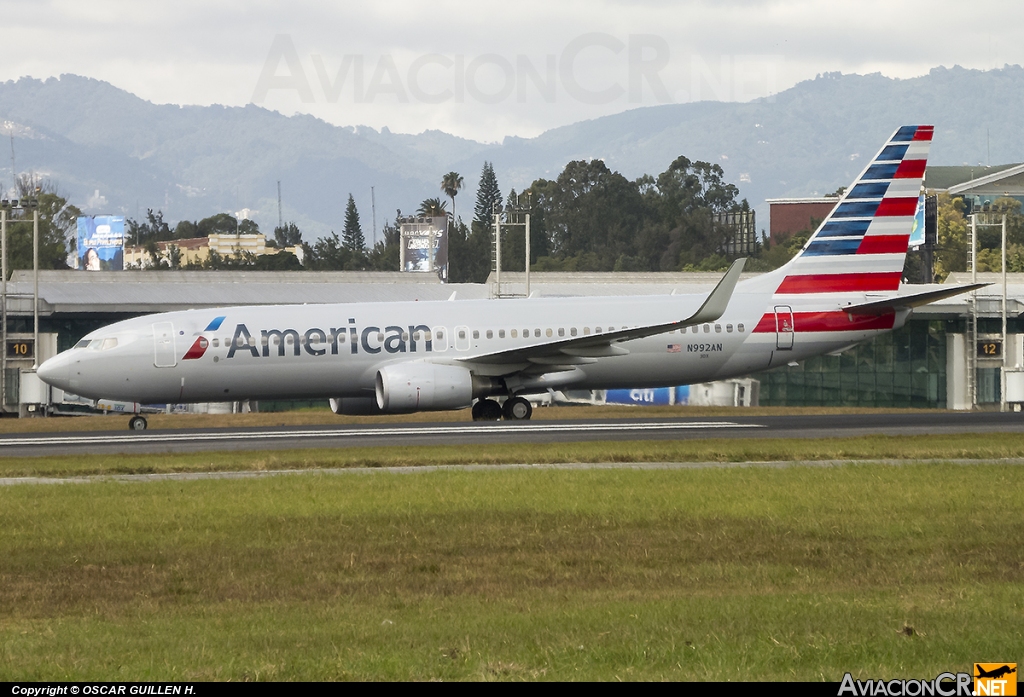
[1, 66, 1022, 239]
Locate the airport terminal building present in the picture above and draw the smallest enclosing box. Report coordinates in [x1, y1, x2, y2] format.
[2, 269, 1021, 414]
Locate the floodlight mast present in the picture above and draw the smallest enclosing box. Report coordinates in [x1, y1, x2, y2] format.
[1, 206, 6, 412]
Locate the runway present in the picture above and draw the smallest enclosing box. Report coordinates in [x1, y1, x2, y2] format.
[1, 411, 1023, 457]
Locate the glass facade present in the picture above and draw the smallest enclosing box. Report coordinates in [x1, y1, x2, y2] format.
[754, 320, 948, 408]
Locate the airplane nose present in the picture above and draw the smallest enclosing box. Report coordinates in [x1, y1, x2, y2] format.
[37, 352, 72, 391]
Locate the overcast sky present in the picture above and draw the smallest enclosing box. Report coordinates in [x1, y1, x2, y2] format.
[2, 0, 1022, 142]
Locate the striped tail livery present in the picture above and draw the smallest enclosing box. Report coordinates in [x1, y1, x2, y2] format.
[739, 125, 983, 369]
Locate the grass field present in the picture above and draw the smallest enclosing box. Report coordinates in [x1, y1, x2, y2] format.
[1, 462, 1022, 680]
[4, 431, 1024, 478]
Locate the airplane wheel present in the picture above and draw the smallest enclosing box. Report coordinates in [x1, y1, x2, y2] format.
[128, 415, 148, 431]
[473, 399, 502, 421]
[502, 396, 532, 421]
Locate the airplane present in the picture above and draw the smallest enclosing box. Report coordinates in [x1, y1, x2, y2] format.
[38, 125, 984, 430]
[975, 665, 1016, 680]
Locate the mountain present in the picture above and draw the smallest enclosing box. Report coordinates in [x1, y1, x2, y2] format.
[1, 66, 1023, 239]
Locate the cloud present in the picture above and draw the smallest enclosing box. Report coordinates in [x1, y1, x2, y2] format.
[1, 0, 1022, 140]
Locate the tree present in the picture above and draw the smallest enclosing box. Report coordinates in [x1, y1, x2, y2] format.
[127, 209, 172, 245]
[530, 159, 645, 270]
[933, 193, 968, 281]
[5, 178, 80, 272]
[304, 231, 352, 270]
[238, 219, 260, 235]
[367, 214, 401, 271]
[274, 222, 302, 248]
[473, 162, 502, 229]
[654, 156, 743, 269]
[342, 194, 365, 254]
[441, 171, 464, 220]
[417, 198, 447, 217]
[197, 213, 238, 237]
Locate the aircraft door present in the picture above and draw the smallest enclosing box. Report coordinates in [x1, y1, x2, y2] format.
[153, 322, 177, 367]
[774, 306, 794, 350]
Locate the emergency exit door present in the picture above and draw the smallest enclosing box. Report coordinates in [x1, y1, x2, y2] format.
[775, 306, 794, 350]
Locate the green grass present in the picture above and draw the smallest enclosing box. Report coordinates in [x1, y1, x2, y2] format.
[1, 464, 1022, 680]
[5, 432, 1024, 478]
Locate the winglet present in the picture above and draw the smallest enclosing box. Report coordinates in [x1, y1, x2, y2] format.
[686, 258, 745, 325]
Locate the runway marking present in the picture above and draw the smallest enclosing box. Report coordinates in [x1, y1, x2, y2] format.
[0, 420, 763, 448]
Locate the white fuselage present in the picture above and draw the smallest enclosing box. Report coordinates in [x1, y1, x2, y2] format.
[37, 275, 907, 405]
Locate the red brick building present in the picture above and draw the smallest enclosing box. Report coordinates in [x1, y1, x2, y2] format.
[767, 197, 840, 244]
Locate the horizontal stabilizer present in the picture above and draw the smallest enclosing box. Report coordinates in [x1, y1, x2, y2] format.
[845, 283, 989, 315]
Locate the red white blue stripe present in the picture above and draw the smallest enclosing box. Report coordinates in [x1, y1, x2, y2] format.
[774, 125, 932, 294]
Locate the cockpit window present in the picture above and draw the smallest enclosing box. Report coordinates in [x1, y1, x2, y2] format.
[74, 339, 92, 349]
[100, 337, 118, 350]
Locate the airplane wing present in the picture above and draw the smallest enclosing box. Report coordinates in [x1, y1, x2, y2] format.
[845, 283, 989, 316]
[456, 258, 745, 372]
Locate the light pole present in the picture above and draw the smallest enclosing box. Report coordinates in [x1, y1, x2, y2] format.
[0, 194, 41, 413]
[1, 205, 6, 412]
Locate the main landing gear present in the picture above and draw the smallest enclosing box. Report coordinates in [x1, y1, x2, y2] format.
[128, 415, 148, 431]
[472, 396, 533, 422]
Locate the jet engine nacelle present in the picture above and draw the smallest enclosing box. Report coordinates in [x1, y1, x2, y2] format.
[375, 363, 474, 412]
[329, 397, 385, 415]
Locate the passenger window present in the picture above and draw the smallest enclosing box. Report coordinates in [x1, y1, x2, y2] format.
[703, 324, 711, 333]
[473, 330, 480, 339]
[546, 328, 553, 337]
[583, 327, 590, 335]
[738, 323, 745, 333]
[435, 329, 445, 340]
[402, 332, 409, 341]
[511, 329, 518, 338]
[212, 338, 219, 347]
[715, 324, 722, 333]
[534, 329, 540, 337]
[376, 332, 384, 342]
[557, 328, 565, 337]
[596, 327, 602, 333]
[458, 330, 466, 340]
[570, 327, 578, 337]
[339, 332, 347, 343]
[498, 329, 505, 338]
[726, 324, 733, 333]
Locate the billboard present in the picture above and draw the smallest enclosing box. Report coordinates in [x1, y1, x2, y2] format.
[605, 386, 689, 406]
[77, 216, 125, 271]
[400, 216, 448, 281]
[908, 195, 925, 249]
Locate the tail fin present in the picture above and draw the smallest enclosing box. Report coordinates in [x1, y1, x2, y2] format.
[774, 125, 932, 295]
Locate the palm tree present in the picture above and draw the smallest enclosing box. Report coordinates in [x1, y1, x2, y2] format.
[441, 171, 464, 221]
[417, 197, 447, 217]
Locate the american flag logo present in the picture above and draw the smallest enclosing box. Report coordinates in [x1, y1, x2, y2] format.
[667, 344, 681, 353]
